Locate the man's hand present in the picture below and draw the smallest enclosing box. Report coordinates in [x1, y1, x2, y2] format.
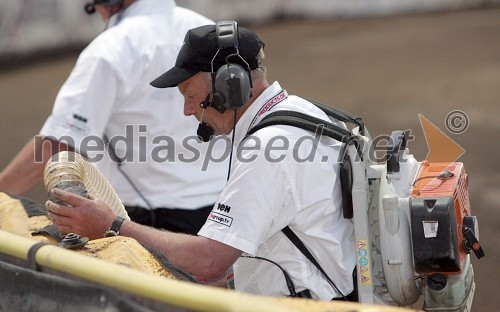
[45, 188, 116, 240]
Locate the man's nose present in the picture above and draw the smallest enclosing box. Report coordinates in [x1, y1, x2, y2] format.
[184, 101, 197, 116]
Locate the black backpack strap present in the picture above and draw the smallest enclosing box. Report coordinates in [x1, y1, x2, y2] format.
[282, 226, 347, 300]
[246, 110, 351, 141]
[244, 100, 362, 300]
[246, 110, 362, 158]
[245, 110, 356, 219]
[339, 154, 354, 219]
[305, 98, 365, 135]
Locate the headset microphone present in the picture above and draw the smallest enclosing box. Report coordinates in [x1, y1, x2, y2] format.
[85, 1, 96, 14]
[197, 96, 214, 142]
[197, 123, 214, 142]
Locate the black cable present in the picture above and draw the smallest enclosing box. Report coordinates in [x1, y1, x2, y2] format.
[241, 255, 298, 297]
[103, 135, 153, 210]
[282, 226, 347, 300]
[226, 109, 238, 181]
[412, 170, 455, 187]
[116, 164, 153, 210]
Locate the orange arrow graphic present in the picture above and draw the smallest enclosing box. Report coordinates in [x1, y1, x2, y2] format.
[418, 114, 465, 163]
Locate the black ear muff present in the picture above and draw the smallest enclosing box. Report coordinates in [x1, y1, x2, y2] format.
[210, 21, 252, 113]
[214, 63, 251, 111]
[211, 91, 226, 113]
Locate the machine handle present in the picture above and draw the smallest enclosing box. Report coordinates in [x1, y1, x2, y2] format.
[462, 228, 485, 259]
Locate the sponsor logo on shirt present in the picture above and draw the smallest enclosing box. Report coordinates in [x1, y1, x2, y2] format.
[217, 203, 231, 213]
[208, 211, 233, 227]
[73, 114, 88, 123]
[63, 117, 89, 134]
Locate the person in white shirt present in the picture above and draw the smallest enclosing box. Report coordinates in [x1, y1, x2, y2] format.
[46, 22, 357, 300]
[0, 0, 228, 234]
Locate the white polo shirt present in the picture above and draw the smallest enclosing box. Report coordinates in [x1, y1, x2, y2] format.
[198, 82, 356, 299]
[40, 0, 228, 209]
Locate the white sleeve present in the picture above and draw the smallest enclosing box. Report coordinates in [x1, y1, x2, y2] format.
[198, 139, 296, 255]
[40, 50, 118, 153]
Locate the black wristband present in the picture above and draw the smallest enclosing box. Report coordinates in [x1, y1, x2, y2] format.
[105, 216, 126, 237]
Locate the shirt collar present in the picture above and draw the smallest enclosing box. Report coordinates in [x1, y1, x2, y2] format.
[233, 81, 288, 145]
[108, 0, 175, 27]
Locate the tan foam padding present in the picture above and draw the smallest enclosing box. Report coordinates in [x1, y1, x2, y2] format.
[79, 236, 179, 279]
[0, 192, 177, 279]
[0, 192, 33, 239]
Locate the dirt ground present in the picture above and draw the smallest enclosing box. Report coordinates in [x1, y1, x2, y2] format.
[0, 6, 499, 311]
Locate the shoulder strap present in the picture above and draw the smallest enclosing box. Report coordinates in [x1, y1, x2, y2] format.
[305, 98, 365, 135]
[245, 100, 359, 299]
[282, 226, 346, 300]
[246, 110, 351, 142]
[245, 108, 358, 220]
[245, 101, 364, 154]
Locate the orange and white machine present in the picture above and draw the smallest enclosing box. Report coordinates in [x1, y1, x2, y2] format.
[348, 129, 484, 311]
[243, 101, 484, 310]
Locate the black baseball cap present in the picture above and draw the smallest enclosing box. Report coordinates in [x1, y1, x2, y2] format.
[150, 24, 264, 88]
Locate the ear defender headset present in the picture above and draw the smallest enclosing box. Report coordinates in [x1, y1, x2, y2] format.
[208, 21, 253, 113]
[197, 21, 254, 142]
[84, 0, 125, 14]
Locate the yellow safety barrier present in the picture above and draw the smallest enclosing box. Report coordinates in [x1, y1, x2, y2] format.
[0, 229, 418, 312]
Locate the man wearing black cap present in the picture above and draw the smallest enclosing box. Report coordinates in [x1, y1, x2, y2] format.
[46, 22, 356, 300]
